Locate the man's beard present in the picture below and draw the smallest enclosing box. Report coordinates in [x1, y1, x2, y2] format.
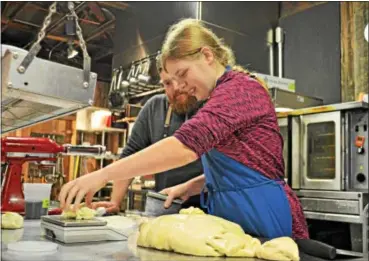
[168, 91, 199, 115]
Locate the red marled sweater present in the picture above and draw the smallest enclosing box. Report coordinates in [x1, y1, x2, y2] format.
[174, 71, 309, 239]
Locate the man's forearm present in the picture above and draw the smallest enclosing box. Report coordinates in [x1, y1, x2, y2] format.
[102, 137, 198, 182]
[110, 179, 133, 206]
[186, 174, 206, 196]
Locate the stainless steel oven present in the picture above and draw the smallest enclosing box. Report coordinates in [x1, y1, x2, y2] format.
[275, 89, 323, 185]
[290, 102, 368, 192]
[279, 102, 369, 255]
[300, 111, 341, 190]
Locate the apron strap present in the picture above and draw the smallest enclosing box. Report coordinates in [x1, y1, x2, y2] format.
[200, 183, 209, 210]
[163, 106, 172, 138]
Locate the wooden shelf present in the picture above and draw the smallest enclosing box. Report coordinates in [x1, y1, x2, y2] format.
[83, 154, 120, 160]
[83, 106, 110, 112]
[77, 127, 126, 133]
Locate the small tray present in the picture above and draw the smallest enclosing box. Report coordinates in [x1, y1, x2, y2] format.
[41, 215, 107, 227]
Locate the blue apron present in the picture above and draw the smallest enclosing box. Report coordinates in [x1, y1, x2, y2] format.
[199, 67, 293, 239]
[200, 149, 292, 239]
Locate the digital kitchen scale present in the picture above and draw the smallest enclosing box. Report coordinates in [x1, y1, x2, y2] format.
[40, 215, 138, 244]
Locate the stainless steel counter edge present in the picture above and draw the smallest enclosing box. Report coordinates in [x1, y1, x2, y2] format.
[1, 220, 368, 261]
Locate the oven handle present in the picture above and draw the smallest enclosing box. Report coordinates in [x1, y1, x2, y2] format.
[308, 135, 313, 155]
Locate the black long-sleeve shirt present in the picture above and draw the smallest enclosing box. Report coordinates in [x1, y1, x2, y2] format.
[121, 94, 204, 192]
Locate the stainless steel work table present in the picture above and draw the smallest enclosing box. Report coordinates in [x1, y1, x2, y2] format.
[1, 220, 368, 261]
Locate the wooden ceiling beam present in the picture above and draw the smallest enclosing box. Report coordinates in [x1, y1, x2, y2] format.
[98, 2, 129, 11]
[85, 19, 115, 42]
[2, 2, 28, 32]
[88, 2, 107, 22]
[26, 3, 101, 26]
[1, 18, 111, 50]
[23, 2, 89, 49]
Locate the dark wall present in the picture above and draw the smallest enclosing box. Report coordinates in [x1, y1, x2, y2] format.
[201, 2, 279, 72]
[112, 2, 197, 69]
[280, 2, 341, 104]
[112, 2, 279, 74]
[112, 2, 342, 104]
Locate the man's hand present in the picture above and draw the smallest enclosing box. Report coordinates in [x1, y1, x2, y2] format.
[160, 182, 191, 208]
[90, 201, 120, 214]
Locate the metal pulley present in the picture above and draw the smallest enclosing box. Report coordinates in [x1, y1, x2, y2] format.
[65, 14, 76, 36]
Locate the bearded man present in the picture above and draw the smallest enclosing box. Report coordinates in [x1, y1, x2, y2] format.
[91, 66, 204, 214]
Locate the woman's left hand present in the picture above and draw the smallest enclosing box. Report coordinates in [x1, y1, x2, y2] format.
[58, 171, 108, 211]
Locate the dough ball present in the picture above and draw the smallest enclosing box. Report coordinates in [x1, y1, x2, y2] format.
[61, 204, 96, 220]
[61, 209, 77, 219]
[76, 207, 96, 220]
[256, 237, 300, 261]
[1, 212, 24, 229]
[1, 228, 24, 243]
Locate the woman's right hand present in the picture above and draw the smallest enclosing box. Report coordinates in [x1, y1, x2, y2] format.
[90, 201, 120, 214]
[160, 182, 191, 208]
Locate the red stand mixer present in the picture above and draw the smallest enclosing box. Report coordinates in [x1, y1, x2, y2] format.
[1, 137, 105, 214]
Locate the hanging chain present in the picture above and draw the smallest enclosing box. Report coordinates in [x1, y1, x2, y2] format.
[17, 2, 58, 73]
[68, 1, 91, 88]
[68, 2, 89, 58]
[35, 2, 58, 45]
[19, 1, 92, 87]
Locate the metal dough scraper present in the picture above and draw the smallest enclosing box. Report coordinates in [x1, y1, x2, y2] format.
[144, 191, 183, 216]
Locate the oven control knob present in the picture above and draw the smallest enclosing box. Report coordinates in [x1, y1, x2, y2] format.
[357, 147, 365, 154]
[356, 173, 366, 183]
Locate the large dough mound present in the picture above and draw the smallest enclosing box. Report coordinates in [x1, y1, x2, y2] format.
[256, 237, 300, 261]
[1, 212, 24, 229]
[137, 208, 261, 257]
[137, 208, 300, 260]
[61, 204, 96, 220]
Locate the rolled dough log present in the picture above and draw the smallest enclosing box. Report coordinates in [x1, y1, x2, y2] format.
[1, 212, 24, 229]
[256, 237, 300, 261]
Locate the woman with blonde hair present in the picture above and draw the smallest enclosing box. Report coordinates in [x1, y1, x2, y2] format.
[59, 18, 309, 240]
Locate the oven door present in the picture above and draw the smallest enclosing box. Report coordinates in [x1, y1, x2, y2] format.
[300, 111, 342, 190]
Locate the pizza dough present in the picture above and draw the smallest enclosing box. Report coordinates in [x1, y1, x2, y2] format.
[1, 212, 24, 229]
[61, 204, 96, 220]
[256, 237, 300, 261]
[137, 208, 300, 260]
